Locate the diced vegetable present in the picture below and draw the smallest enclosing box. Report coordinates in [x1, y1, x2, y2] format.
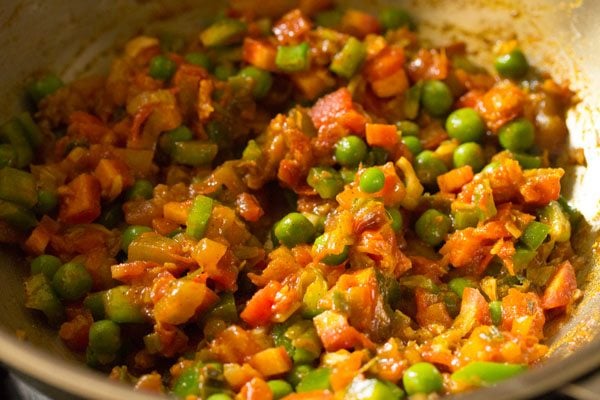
[186, 195, 214, 240]
[24, 273, 65, 325]
[330, 37, 367, 79]
[103, 286, 145, 324]
[276, 42, 310, 72]
[451, 362, 526, 387]
[200, 18, 247, 47]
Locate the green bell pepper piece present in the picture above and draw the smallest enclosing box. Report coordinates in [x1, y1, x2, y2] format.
[186, 195, 214, 240]
[451, 361, 526, 387]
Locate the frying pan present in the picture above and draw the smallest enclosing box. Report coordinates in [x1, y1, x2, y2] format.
[0, 1, 599, 399]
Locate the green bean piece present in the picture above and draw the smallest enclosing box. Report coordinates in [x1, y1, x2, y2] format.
[84, 291, 106, 320]
[159, 125, 194, 155]
[539, 201, 571, 242]
[0, 119, 33, 168]
[200, 18, 247, 47]
[0, 167, 37, 208]
[513, 245, 537, 272]
[35, 189, 59, 216]
[0, 144, 17, 168]
[511, 152, 542, 169]
[489, 301, 502, 326]
[125, 179, 154, 201]
[0, 200, 37, 230]
[296, 367, 332, 392]
[30, 254, 62, 279]
[453, 142, 485, 172]
[171, 141, 218, 167]
[401, 136, 422, 156]
[24, 274, 65, 325]
[121, 225, 153, 253]
[498, 118, 535, 152]
[360, 167, 385, 193]
[379, 7, 414, 30]
[495, 49, 529, 79]
[335, 135, 368, 167]
[404, 83, 422, 119]
[52, 261, 93, 301]
[185, 52, 213, 71]
[274, 212, 315, 248]
[206, 292, 238, 323]
[186, 195, 214, 240]
[415, 209, 451, 247]
[27, 73, 64, 104]
[313, 234, 349, 266]
[396, 120, 420, 137]
[238, 66, 273, 99]
[330, 37, 367, 79]
[89, 320, 121, 355]
[345, 377, 405, 400]
[386, 207, 404, 232]
[452, 208, 481, 230]
[451, 361, 526, 386]
[149, 55, 177, 81]
[276, 42, 310, 72]
[421, 80, 453, 117]
[267, 380, 293, 400]
[16, 112, 44, 148]
[287, 364, 315, 389]
[519, 221, 550, 250]
[446, 108, 485, 143]
[403, 362, 443, 395]
[414, 150, 448, 188]
[103, 286, 145, 323]
[448, 277, 476, 298]
[307, 167, 344, 199]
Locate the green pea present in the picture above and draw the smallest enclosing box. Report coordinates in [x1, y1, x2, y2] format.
[415, 209, 451, 247]
[335, 135, 368, 167]
[89, 320, 121, 355]
[214, 63, 237, 81]
[238, 66, 273, 99]
[402, 362, 443, 395]
[495, 49, 529, 79]
[35, 190, 59, 216]
[27, 73, 64, 104]
[149, 55, 177, 81]
[274, 213, 315, 248]
[379, 8, 414, 31]
[125, 179, 154, 201]
[386, 207, 404, 232]
[313, 234, 350, 266]
[445, 108, 485, 143]
[287, 364, 314, 389]
[31, 255, 62, 279]
[414, 150, 448, 188]
[307, 167, 344, 199]
[453, 142, 485, 172]
[396, 120, 420, 136]
[121, 225, 153, 252]
[489, 300, 502, 325]
[267, 380, 293, 400]
[185, 52, 213, 71]
[448, 277, 476, 298]
[159, 125, 194, 155]
[421, 80, 453, 117]
[401, 136, 422, 156]
[498, 118, 535, 152]
[52, 261, 93, 301]
[360, 167, 385, 193]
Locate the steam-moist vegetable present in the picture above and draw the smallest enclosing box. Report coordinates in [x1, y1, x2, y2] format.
[15, 3, 581, 399]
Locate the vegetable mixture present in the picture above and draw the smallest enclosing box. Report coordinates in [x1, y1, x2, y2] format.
[3, 1, 584, 398]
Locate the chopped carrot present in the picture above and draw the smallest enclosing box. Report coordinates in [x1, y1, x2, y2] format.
[248, 347, 292, 377]
[162, 201, 192, 225]
[365, 47, 405, 82]
[340, 10, 381, 38]
[94, 158, 133, 201]
[24, 224, 52, 255]
[365, 123, 398, 148]
[371, 69, 409, 98]
[437, 165, 474, 193]
[58, 174, 102, 224]
[243, 38, 277, 71]
[238, 377, 273, 400]
[291, 68, 335, 100]
[282, 391, 333, 400]
[240, 280, 283, 327]
[541, 261, 577, 310]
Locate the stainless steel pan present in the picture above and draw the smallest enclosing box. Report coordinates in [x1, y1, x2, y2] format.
[0, 1, 599, 399]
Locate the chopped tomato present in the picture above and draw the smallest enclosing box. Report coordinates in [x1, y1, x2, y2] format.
[365, 123, 398, 149]
[240, 280, 283, 327]
[309, 88, 367, 133]
[243, 38, 277, 71]
[273, 9, 312, 44]
[313, 310, 375, 351]
[501, 288, 545, 339]
[541, 261, 577, 310]
[437, 166, 474, 194]
[407, 48, 449, 82]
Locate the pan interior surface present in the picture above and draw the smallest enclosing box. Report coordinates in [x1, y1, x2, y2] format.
[0, 1, 598, 399]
